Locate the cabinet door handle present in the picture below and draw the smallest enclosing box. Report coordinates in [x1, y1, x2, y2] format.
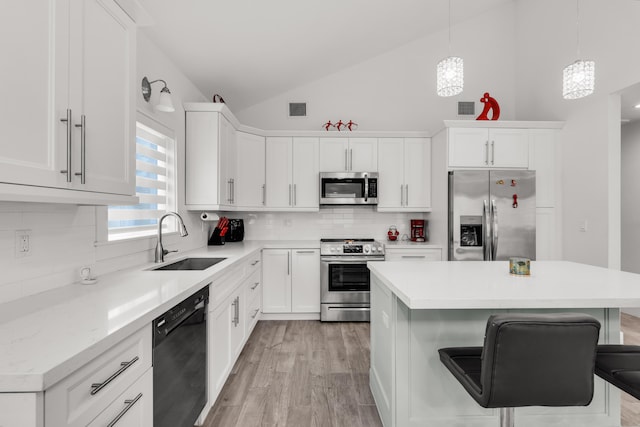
[227, 180, 232, 203]
[350, 148, 353, 171]
[287, 252, 290, 275]
[106, 393, 143, 427]
[288, 184, 292, 206]
[344, 149, 348, 170]
[251, 308, 260, 319]
[231, 179, 235, 204]
[74, 115, 86, 184]
[60, 109, 72, 182]
[251, 260, 260, 266]
[90, 356, 139, 395]
[485, 141, 489, 165]
[262, 184, 266, 205]
[251, 282, 260, 290]
[491, 141, 495, 165]
[293, 184, 297, 206]
[236, 296, 240, 325]
[405, 184, 409, 206]
[400, 185, 404, 206]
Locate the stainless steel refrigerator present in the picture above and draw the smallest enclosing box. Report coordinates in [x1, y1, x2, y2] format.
[448, 170, 536, 261]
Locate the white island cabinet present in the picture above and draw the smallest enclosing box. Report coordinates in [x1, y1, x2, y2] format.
[368, 261, 640, 427]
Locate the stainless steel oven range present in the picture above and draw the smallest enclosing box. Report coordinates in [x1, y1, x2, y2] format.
[320, 238, 385, 322]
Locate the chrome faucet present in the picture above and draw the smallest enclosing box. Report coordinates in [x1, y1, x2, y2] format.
[155, 212, 189, 263]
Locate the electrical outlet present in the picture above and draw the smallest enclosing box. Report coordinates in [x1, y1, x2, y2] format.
[15, 230, 32, 257]
[578, 220, 588, 233]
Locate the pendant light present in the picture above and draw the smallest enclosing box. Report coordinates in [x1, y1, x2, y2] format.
[562, 0, 595, 100]
[437, 0, 463, 97]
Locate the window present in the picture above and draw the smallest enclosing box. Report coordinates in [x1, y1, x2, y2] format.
[108, 122, 176, 241]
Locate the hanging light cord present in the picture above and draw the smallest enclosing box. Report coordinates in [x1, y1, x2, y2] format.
[448, 0, 452, 56]
[575, 0, 581, 59]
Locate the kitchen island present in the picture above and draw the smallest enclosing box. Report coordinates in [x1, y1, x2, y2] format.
[367, 260, 640, 427]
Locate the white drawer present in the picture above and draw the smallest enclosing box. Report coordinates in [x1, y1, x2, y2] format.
[385, 248, 442, 261]
[245, 252, 261, 275]
[45, 324, 152, 427]
[87, 367, 152, 427]
[244, 269, 261, 307]
[246, 291, 261, 334]
[209, 263, 243, 309]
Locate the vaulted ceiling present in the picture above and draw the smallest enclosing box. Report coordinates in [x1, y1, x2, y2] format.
[136, 0, 513, 112]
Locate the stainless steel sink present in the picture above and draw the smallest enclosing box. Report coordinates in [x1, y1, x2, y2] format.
[152, 257, 227, 271]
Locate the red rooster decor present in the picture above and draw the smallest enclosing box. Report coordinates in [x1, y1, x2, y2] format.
[476, 92, 500, 121]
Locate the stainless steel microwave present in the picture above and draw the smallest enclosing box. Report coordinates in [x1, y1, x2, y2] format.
[319, 172, 378, 205]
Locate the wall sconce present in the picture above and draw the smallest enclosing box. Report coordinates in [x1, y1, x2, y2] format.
[141, 76, 175, 112]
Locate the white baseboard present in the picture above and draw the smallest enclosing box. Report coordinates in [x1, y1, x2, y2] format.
[260, 312, 320, 321]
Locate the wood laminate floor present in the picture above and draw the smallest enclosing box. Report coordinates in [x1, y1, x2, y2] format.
[202, 320, 382, 427]
[203, 315, 640, 427]
[622, 313, 640, 427]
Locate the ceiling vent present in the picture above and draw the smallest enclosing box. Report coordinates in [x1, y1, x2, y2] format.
[288, 102, 307, 117]
[457, 101, 475, 116]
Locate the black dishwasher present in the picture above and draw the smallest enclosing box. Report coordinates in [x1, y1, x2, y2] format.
[153, 286, 208, 427]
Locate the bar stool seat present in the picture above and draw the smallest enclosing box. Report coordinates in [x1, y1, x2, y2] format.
[439, 313, 601, 426]
[595, 345, 640, 400]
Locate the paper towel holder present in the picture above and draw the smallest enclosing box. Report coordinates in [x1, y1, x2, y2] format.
[200, 212, 220, 222]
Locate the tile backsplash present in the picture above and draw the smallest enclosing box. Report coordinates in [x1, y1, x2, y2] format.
[0, 203, 430, 305]
[234, 207, 428, 241]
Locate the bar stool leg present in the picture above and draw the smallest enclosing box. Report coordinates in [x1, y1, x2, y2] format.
[500, 408, 514, 427]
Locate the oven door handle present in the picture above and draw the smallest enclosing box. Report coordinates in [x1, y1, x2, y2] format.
[327, 306, 371, 311]
[320, 258, 384, 263]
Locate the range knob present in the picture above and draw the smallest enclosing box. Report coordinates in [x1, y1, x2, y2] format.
[330, 247, 337, 253]
[371, 246, 378, 252]
[363, 244, 371, 254]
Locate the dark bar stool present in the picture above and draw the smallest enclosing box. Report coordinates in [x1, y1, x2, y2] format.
[595, 345, 640, 400]
[439, 313, 601, 427]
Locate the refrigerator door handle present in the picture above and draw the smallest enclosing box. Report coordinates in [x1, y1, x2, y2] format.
[491, 199, 499, 260]
[483, 200, 491, 261]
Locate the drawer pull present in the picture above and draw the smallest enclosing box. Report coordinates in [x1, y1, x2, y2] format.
[251, 260, 260, 266]
[401, 255, 426, 259]
[295, 250, 316, 254]
[251, 282, 260, 290]
[90, 356, 139, 395]
[251, 309, 260, 319]
[106, 393, 143, 427]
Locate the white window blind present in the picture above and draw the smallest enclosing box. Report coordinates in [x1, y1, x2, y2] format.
[108, 122, 176, 240]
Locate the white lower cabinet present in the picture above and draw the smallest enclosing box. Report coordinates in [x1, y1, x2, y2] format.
[87, 368, 152, 427]
[261, 249, 320, 313]
[262, 248, 320, 314]
[206, 251, 262, 412]
[44, 324, 152, 427]
[385, 247, 442, 261]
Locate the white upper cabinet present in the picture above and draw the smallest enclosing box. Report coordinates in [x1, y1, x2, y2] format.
[219, 116, 237, 208]
[185, 106, 240, 211]
[0, 0, 136, 199]
[378, 138, 431, 211]
[236, 132, 265, 209]
[319, 137, 377, 172]
[448, 128, 528, 168]
[265, 137, 319, 211]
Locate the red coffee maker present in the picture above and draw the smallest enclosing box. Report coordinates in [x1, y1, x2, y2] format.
[410, 219, 426, 242]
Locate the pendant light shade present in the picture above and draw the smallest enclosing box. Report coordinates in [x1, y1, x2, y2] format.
[562, 60, 595, 100]
[437, 0, 463, 97]
[156, 87, 175, 112]
[562, 0, 594, 100]
[437, 56, 464, 97]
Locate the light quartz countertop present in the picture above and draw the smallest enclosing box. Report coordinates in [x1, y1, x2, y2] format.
[0, 240, 318, 393]
[368, 260, 640, 310]
[383, 241, 443, 249]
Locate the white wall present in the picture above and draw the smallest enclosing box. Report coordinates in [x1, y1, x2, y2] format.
[515, 0, 640, 267]
[236, 4, 517, 133]
[0, 31, 208, 305]
[621, 120, 640, 274]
